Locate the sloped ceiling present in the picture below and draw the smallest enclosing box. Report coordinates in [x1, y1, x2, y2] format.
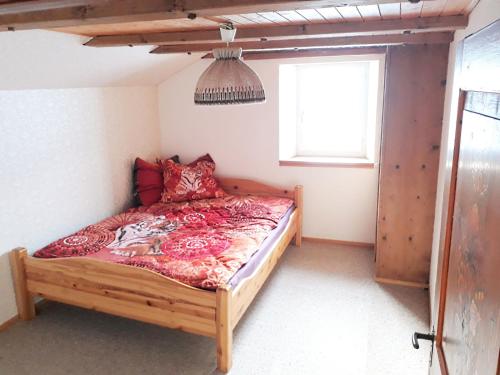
[0, 29, 202, 90]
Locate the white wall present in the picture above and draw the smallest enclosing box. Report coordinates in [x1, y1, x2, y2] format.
[0, 29, 201, 90]
[0, 87, 160, 324]
[158, 57, 380, 243]
[429, 0, 500, 373]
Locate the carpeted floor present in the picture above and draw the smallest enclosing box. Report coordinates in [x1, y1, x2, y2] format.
[0, 242, 431, 375]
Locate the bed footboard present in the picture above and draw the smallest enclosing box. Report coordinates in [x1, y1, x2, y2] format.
[9, 248, 36, 320]
[16, 251, 218, 337]
[216, 286, 232, 372]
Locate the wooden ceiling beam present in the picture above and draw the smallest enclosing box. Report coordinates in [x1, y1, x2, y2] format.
[202, 46, 388, 60]
[0, 0, 438, 31]
[0, 0, 96, 15]
[151, 32, 454, 54]
[85, 16, 467, 47]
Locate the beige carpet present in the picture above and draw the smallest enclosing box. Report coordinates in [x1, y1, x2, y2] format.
[0, 242, 431, 375]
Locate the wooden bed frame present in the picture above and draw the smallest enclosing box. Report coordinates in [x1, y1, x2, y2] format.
[9, 178, 303, 373]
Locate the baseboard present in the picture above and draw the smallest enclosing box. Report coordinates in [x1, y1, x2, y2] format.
[0, 299, 50, 332]
[302, 236, 374, 249]
[375, 276, 429, 289]
[0, 315, 18, 332]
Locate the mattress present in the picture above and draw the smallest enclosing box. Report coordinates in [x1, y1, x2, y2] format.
[227, 205, 294, 288]
[34, 194, 294, 290]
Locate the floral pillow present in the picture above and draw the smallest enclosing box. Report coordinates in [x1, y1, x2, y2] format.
[160, 154, 226, 203]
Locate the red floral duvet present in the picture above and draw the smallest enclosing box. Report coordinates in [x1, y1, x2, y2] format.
[34, 195, 294, 290]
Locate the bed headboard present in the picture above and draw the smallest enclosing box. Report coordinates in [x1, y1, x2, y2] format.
[217, 177, 299, 201]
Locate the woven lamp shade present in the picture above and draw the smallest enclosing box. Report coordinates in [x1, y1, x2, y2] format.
[194, 48, 266, 105]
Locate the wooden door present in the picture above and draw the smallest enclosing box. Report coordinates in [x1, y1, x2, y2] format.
[436, 90, 500, 374]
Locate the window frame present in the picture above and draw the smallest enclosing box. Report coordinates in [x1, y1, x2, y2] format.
[278, 54, 386, 168]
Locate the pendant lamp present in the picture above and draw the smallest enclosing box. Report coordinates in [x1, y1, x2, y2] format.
[194, 25, 266, 105]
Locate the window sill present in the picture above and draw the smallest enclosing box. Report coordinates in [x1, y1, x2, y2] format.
[279, 156, 376, 169]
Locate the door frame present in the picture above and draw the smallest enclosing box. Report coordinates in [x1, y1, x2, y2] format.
[434, 89, 466, 375]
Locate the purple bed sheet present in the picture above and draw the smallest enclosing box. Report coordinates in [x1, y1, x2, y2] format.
[227, 205, 295, 288]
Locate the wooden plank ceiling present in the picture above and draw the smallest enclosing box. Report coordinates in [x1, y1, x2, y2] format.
[0, 0, 479, 55]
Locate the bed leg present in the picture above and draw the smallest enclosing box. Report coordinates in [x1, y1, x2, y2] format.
[294, 185, 303, 247]
[9, 248, 35, 320]
[216, 286, 233, 373]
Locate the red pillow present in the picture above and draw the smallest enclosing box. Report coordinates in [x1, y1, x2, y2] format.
[134, 155, 179, 206]
[160, 154, 226, 203]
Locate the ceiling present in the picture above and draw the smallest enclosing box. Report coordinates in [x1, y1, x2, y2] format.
[53, 0, 479, 37]
[0, 0, 479, 58]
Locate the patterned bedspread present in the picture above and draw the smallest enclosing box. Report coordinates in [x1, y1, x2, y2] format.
[34, 195, 294, 290]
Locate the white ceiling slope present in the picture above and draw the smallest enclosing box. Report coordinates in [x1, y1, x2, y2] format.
[0, 30, 202, 90]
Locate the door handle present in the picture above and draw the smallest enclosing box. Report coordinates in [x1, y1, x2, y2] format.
[412, 332, 435, 349]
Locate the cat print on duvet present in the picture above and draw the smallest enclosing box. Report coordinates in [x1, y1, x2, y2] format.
[176, 168, 204, 195]
[108, 216, 177, 257]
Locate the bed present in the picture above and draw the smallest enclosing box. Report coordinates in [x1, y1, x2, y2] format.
[9, 177, 303, 373]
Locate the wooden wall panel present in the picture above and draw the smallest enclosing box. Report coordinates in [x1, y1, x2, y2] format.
[376, 44, 449, 287]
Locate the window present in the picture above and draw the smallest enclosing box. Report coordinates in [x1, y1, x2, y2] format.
[279, 55, 385, 167]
